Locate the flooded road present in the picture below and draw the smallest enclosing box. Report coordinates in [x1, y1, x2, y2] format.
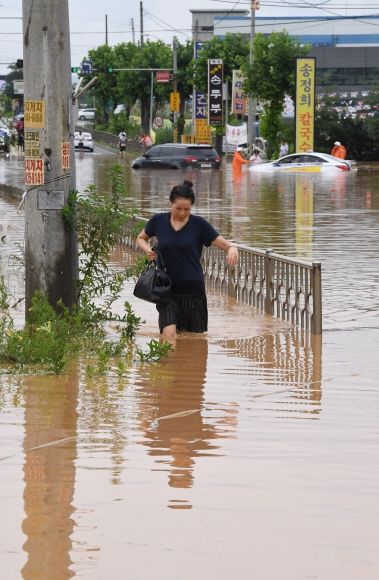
[1, 149, 379, 578]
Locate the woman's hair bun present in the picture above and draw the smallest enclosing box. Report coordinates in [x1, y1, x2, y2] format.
[183, 179, 193, 188]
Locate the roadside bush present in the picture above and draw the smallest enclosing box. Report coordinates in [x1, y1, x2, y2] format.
[108, 111, 141, 140]
[0, 164, 174, 376]
[154, 126, 174, 144]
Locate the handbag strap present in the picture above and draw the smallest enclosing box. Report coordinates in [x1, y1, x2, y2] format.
[151, 246, 166, 270]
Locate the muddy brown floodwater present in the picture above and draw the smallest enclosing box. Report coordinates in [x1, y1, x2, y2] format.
[1, 148, 379, 579]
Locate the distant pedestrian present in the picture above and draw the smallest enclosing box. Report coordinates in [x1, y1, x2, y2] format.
[232, 147, 249, 170]
[118, 131, 128, 157]
[279, 140, 288, 157]
[77, 131, 85, 155]
[331, 141, 346, 159]
[249, 150, 262, 166]
[144, 133, 153, 150]
[17, 130, 24, 153]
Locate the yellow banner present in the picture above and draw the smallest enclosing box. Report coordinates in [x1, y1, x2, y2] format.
[24, 100, 45, 128]
[24, 130, 40, 158]
[170, 92, 180, 112]
[181, 134, 195, 144]
[295, 58, 315, 153]
[195, 119, 211, 144]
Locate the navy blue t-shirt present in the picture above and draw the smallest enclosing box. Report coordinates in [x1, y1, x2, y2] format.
[144, 212, 219, 296]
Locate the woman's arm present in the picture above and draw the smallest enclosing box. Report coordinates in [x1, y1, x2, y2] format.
[211, 236, 239, 266]
[136, 230, 156, 261]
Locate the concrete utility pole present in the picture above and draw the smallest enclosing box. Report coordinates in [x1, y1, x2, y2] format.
[130, 18, 135, 45]
[105, 14, 108, 46]
[248, 3, 257, 157]
[23, 0, 77, 313]
[140, 2, 144, 52]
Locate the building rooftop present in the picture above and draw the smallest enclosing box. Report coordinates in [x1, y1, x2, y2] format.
[189, 9, 249, 14]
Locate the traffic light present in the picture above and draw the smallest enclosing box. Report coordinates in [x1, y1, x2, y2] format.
[71, 67, 79, 73]
[16, 59, 23, 68]
[98, 67, 114, 73]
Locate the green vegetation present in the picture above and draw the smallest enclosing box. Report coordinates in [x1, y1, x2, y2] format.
[0, 165, 174, 376]
[83, 39, 194, 134]
[242, 31, 311, 158]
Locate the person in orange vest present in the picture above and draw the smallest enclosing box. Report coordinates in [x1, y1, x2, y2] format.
[331, 141, 346, 159]
[233, 147, 250, 170]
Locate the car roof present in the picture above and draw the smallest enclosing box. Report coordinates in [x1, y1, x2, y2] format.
[74, 131, 92, 137]
[158, 143, 214, 148]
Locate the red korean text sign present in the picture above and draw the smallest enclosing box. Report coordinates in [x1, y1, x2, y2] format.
[62, 142, 70, 170]
[232, 70, 247, 115]
[295, 58, 316, 153]
[25, 158, 44, 186]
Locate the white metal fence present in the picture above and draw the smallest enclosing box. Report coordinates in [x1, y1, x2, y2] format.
[120, 217, 322, 335]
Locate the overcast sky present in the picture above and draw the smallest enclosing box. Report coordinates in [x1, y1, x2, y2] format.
[1, 1, 378, 75]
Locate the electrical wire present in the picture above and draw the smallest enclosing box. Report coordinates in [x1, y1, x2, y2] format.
[143, 10, 192, 39]
[213, 1, 246, 29]
[209, 0, 379, 5]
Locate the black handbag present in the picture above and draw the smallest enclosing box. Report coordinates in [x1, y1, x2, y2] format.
[133, 246, 172, 305]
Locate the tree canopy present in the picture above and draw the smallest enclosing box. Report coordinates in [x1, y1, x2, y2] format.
[191, 33, 250, 98]
[242, 31, 311, 145]
[82, 39, 194, 132]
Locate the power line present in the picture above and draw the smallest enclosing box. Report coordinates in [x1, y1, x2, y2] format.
[143, 10, 192, 39]
[209, 0, 379, 7]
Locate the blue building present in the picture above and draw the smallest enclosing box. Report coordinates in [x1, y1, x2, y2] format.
[190, 10, 379, 94]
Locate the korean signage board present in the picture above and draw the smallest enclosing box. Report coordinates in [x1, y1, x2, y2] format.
[225, 123, 247, 146]
[81, 61, 92, 74]
[170, 92, 180, 112]
[181, 134, 195, 144]
[194, 42, 212, 143]
[208, 59, 223, 125]
[195, 120, 212, 144]
[232, 70, 247, 115]
[295, 58, 316, 152]
[62, 142, 70, 169]
[24, 100, 45, 128]
[24, 131, 40, 158]
[13, 80, 24, 95]
[195, 91, 207, 120]
[156, 71, 170, 83]
[24, 158, 44, 186]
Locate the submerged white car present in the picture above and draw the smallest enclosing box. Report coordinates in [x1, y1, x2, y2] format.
[74, 131, 94, 152]
[250, 152, 357, 172]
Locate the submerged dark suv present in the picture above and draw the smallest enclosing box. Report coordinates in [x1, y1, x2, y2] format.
[132, 143, 220, 169]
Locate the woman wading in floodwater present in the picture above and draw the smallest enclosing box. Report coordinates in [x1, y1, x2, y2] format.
[136, 180, 239, 340]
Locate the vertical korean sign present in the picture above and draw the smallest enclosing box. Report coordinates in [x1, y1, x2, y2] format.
[195, 41, 211, 143]
[24, 100, 45, 185]
[232, 70, 247, 115]
[295, 58, 316, 152]
[208, 59, 223, 125]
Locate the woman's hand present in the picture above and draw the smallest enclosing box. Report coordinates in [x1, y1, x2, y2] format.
[226, 246, 238, 267]
[147, 248, 157, 261]
[136, 230, 156, 260]
[211, 236, 239, 267]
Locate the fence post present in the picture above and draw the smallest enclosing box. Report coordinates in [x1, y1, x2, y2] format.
[265, 249, 274, 315]
[228, 264, 235, 297]
[312, 261, 322, 335]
